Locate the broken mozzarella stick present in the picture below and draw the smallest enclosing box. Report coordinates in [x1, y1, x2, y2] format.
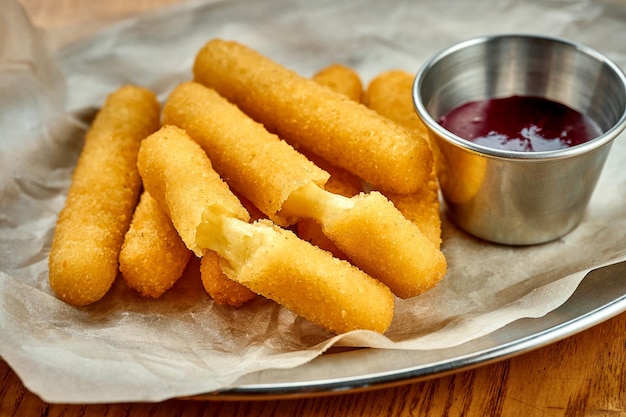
[281, 184, 446, 298]
[192, 39, 433, 195]
[137, 125, 394, 334]
[121, 185, 252, 305]
[137, 127, 250, 257]
[163, 82, 329, 227]
[48, 85, 160, 306]
[294, 151, 362, 260]
[163, 82, 446, 299]
[119, 191, 192, 298]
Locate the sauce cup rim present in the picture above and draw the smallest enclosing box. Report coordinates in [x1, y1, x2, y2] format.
[412, 33, 626, 161]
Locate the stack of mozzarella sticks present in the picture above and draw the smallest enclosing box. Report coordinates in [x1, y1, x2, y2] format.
[48, 39, 447, 335]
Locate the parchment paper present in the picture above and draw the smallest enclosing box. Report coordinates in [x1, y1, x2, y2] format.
[1, 0, 625, 404]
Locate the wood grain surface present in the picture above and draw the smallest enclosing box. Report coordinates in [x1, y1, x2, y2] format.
[2, 311, 625, 416]
[5, 0, 626, 415]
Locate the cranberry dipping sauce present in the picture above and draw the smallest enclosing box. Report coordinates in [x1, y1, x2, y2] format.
[438, 95, 603, 152]
[413, 34, 626, 245]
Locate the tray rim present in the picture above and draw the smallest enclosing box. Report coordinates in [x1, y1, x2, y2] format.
[187, 260, 626, 401]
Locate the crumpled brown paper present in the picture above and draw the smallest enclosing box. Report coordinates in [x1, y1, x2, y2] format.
[1, 0, 625, 404]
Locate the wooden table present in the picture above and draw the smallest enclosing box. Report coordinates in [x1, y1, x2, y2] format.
[4, 1, 626, 415]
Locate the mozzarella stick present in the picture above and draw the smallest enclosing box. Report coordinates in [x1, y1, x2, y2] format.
[137, 125, 394, 334]
[119, 191, 192, 298]
[281, 184, 446, 298]
[364, 70, 431, 145]
[164, 82, 446, 299]
[365, 70, 442, 247]
[163, 81, 329, 227]
[48, 85, 160, 306]
[199, 194, 261, 307]
[294, 152, 361, 260]
[137, 126, 250, 256]
[192, 39, 433, 195]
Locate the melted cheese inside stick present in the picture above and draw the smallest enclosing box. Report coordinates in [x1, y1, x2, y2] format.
[137, 125, 394, 334]
[163, 81, 329, 227]
[164, 82, 446, 299]
[49, 85, 160, 306]
[281, 183, 447, 299]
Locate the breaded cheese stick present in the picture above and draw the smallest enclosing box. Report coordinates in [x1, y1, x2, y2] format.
[281, 184, 446, 298]
[365, 70, 442, 247]
[48, 85, 160, 306]
[137, 126, 250, 256]
[295, 151, 361, 260]
[163, 81, 329, 227]
[137, 125, 394, 334]
[164, 82, 446, 299]
[312, 64, 363, 102]
[192, 39, 433, 195]
[119, 191, 192, 298]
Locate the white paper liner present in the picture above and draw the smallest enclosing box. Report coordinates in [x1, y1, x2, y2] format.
[1, 0, 625, 404]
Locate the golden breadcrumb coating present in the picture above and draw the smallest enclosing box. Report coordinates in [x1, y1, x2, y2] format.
[137, 125, 250, 257]
[119, 191, 192, 298]
[193, 39, 432, 195]
[384, 181, 442, 249]
[364, 70, 430, 141]
[322, 191, 447, 299]
[163, 81, 329, 227]
[137, 125, 393, 333]
[48, 85, 160, 306]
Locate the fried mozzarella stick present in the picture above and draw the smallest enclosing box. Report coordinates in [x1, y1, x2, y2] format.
[164, 82, 446, 299]
[48, 85, 160, 306]
[119, 191, 192, 298]
[129, 129, 254, 307]
[281, 184, 446, 298]
[137, 125, 394, 334]
[365, 70, 442, 247]
[193, 39, 433, 195]
[295, 151, 362, 260]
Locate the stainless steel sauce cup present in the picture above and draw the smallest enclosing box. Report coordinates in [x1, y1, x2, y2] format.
[413, 34, 626, 245]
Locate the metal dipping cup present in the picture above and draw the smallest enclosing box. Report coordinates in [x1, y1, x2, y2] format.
[413, 34, 626, 245]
